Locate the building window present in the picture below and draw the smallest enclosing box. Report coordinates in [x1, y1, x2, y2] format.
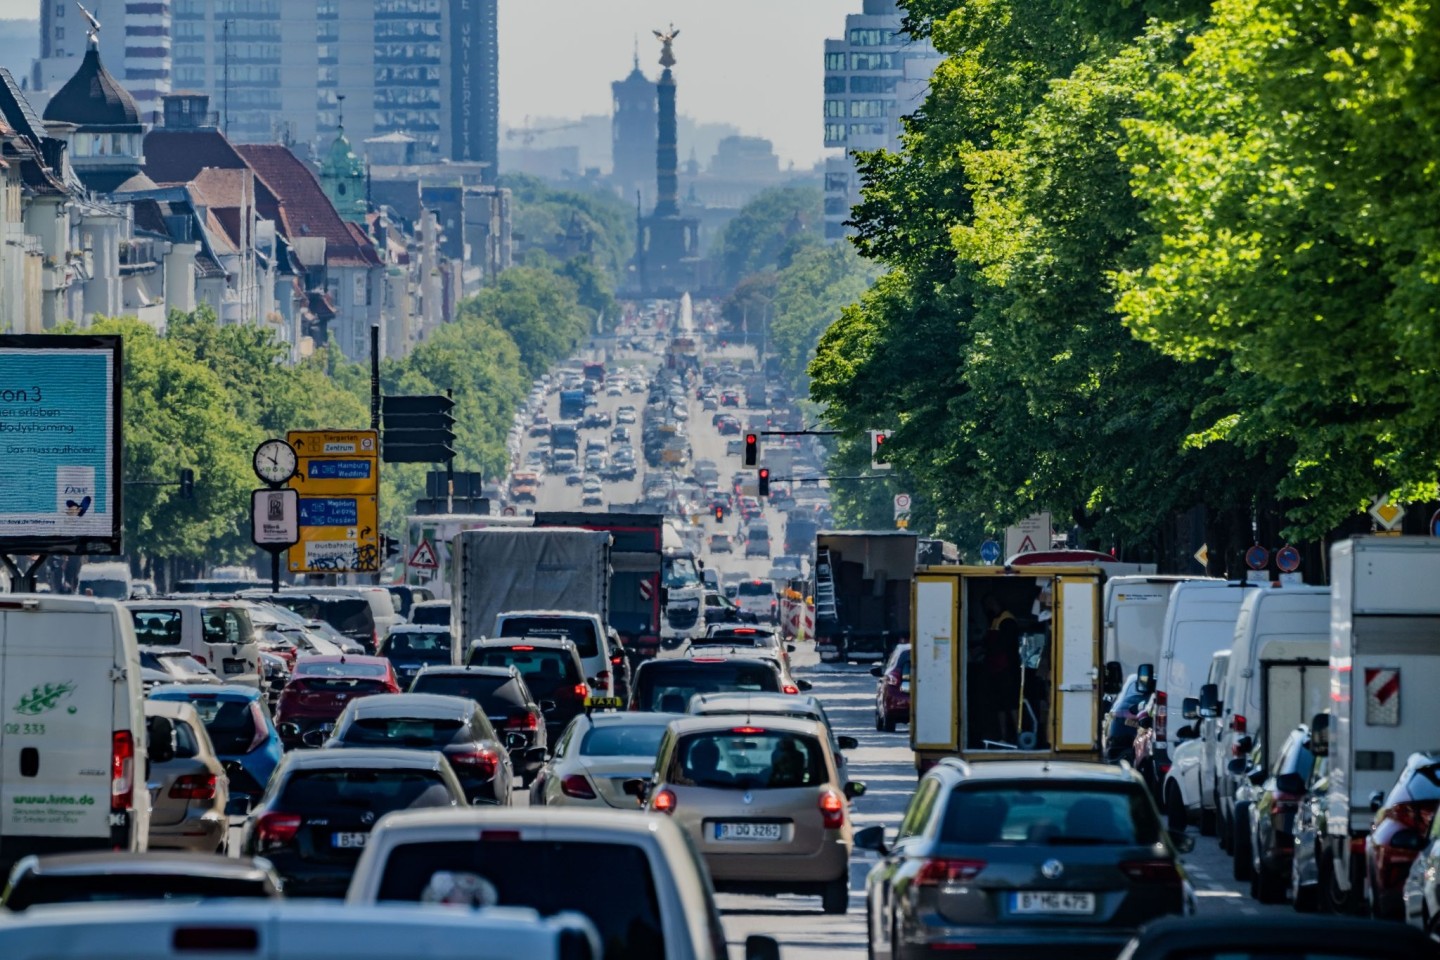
[848, 122, 887, 137]
[848, 28, 889, 46]
[824, 123, 847, 144]
[825, 172, 849, 192]
[824, 76, 846, 94]
[824, 99, 846, 118]
[824, 197, 849, 215]
[850, 99, 889, 118]
[824, 52, 846, 72]
[850, 52, 897, 71]
[851, 75, 899, 94]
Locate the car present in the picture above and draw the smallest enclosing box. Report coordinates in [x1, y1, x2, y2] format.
[1365, 750, 1440, 918]
[702, 395, 719, 411]
[687, 692, 857, 781]
[1290, 718, 1331, 912]
[532, 711, 682, 808]
[345, 808, 765, 960]
[630, 655, 788, 713]
[734, 578, 778, 623]
[582, 491, 604, 507]
[376, 625, 453, 689]
[147, 684, 284, 813]
[859, 759, 1194, 959]
[582, 476, 603, 493]
[641, 714, 863, 914]
[616, 406, 637, 424]
[273, 655, 401, 748]
[239, 748, 467, 897]
[138, 644, 221, 693]
[1115, 916, 1437, 960]
[565, 472, 583, 486]
[702, 589, 755, 626]
[467, 637, 591, 741]
[719, 391, 739, 408]
[710, 533, 733, 553]
[242, 591, 387, 654]
[744, 534, 771, 560]
[606, 382, 625, 397]
[716, 416, 741, 435]
[143, 700, 230, 853]
[529, 423, 550, 438]
[611, 426, 631, 444]
[0, 852, 282, 911]
[871, 643, 911, 733]
[410, 665, 551, 787]
[688, 645, 809, 697]
[322, 693, 515, 805]
[408, 600, 451, 627]
[726, 439, 744, 457]
[1241, 722, 1320, 903]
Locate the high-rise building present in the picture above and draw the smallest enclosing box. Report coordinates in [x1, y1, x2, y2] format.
[822, 0, 939, 240]
[611, 52, 657, 206]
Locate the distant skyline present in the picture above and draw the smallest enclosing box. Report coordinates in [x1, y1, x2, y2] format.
[0, 0, 869, 166]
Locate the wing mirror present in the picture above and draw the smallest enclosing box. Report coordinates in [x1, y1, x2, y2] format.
[1275, 772, 1307, 797]
[301, 729, 329, 748]
[1227, 757, 1249, 775]
[869, 665, 883, 678]
[525, 746, 549, 764]
[1174, 724, 1197, 741]
[1103, 661, 1124, 696]
[1235, 735, 1254, 755]
[837, 735, 859, 751]
[745, 935, 782, 960]
[1181, 697, 1200, 721]
[146, 715, 176, 765]
[1247, 766, 1266, 787]
[844, 781, 867, 800]
[278, 721, 301, 741]
[797, 679, 813, 692]
[787, 644, 796, 654]
[504, 732, 528, 750]
[1135, 663, 1155, 696]
[852, 824, 888, 854]
[622, 778, 650, 798]
[1198, 683, 1221, 718]
[539, 700, 557, 715]
[1371, 790, 1387, 813]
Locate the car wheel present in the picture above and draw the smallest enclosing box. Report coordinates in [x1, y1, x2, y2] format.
[1165, 781, 1188, 834]
[1232, 804, 1254, 882]
[875, 706, 886, 732]
[1319, 849, 1362, 915]
[1252, 857, 1286, 904]
[822, 876, 849, 915]
[1292, 844, 1318, 912]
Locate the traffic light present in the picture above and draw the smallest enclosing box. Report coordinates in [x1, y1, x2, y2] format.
[743, 433, 760, 469]
[178, 468, 195, 500]
[757, 468, 770, 498]
[383, 395, 456, 463]
[381, 534, 401, 561]
[714, 504, 726, 522]
[870, 430, 892, 471]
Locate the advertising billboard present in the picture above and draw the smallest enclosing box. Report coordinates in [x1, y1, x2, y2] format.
[0, 336, 123, 555]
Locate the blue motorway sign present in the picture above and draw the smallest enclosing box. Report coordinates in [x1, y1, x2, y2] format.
[298, 498, 359, 527]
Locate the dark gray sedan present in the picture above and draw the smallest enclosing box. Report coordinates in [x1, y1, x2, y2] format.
[859, 759, 1194, 960]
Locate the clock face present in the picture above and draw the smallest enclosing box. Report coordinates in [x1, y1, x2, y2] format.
[254, 440, 298, 484]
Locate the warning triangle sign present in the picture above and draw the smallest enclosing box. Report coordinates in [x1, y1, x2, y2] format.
[1017, 535, 1038, 553]
[408, 539, 439, 569]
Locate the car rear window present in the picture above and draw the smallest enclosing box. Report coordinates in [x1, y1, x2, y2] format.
[341, 717, 467, 747]
[475, 644, 581, 682]
[700, 630, 771, 647]
[184, 699, 258, 754]
[268, 597, 375, 639]
[1403, 764, 1440, 802]
[278, 768, 456, 813]
[382, 632, 452, 662]
[3, 873, 273, 911]
[497, 617, 599, 659]
[671, 730, 826, 790]
[737, 581, 772, 597]
[940, 783, 1162, 846]
[294, 661, 388, 678]
[291, 677, 391, 694]
[636, 663, 782, 712]
[410, 604, 451, 626]
[373, 839, 663, 960]
[581, 723, 669, 758]
[410, 673, 525, 708]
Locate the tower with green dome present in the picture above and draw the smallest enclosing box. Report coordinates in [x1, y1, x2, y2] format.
[320, 96, 367, 226]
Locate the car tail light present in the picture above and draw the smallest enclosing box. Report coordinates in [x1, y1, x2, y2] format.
[450, 749, 500, 780]
[594, 669, 611, 688]
[916, 858, 986, 885]
[611, 654, 624, 666]
[820, 788, 845, 829]
[885, 673, 900, 687]
[1232, 714, 1247, 734]
[255, 812, 302, 849]
[111, 731, 134, 811]
[170, 774, 218, 800]
[573, 683, 590, 699]
[1120, 859, 1182, 884]
[506, 710, 539, 731]
[1155, 691, 1168, 743]
[782, 684, 800, 695]
[371, 629, 379, 653]
[652, 788, 677, 813]
[561, 774, 597, 799]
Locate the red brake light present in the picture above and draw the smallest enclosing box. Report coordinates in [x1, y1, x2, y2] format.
[560, 774, 597, 799]
[1155, 691, 1168, 742]
[573, 683, 590, 698]
[783, 685, 799, 695]
[731, 726, 767, 735]
[651, 787, 677, 813]
[1232, 714, 1247, 734]
[505, 710, 539, 731]
[111, 731, 134, 812]
[1120, 859, 1182, 884]
[449, 749, 500, 779]
[255, 812, 301, 850]
[916, 858, 986, 885]
[820, 788, 845, 829]
[691, 657, 725, 663]
[512, 645, 536, 651]
[734, 628, 756, 635]
[169, 773, 218, 800]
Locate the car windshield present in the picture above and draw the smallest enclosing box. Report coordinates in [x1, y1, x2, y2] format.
[498, 617, 599, 659]
[266, 597, 374, 640]
[382, 632, 452, 662]
[700, 630, 770, 647]
[941, 783, 1162, 846]
[278, 768, 456, 813]
[671, 730, 827, 790]
[2, 873, 272, 911]
[341, 717, 467, 747]
[637, 663, 781, 713]
[373, 840, 663, 960]
[182, 698, 258, 754]
[737, 582, 773, 597]
[1405, 764, 1440, 801]
[580, 723, 669, 758]
[663, 556, 700, 589]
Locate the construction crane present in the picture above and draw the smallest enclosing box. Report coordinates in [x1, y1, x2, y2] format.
[505, 117, 583, 148]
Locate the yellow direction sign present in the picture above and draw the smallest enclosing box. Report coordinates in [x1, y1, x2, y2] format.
[1193, 544, 1209, 569]
[287, 429, 380, 573]
[1370, 496, 1405, 532]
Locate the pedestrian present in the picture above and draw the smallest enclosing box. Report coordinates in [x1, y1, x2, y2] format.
[981, 594, 1021, 745]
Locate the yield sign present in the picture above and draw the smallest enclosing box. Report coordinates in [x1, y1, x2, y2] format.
[408, 539, 439, 569]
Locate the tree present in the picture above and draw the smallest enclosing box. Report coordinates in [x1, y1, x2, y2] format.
[712, 186, 823, 288]
[769, 243, 873, 394]
[458, 267, 586, 379]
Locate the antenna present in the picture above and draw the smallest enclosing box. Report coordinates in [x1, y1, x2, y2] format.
[337, 92, 345, 134]
[222, 19, 231, 137]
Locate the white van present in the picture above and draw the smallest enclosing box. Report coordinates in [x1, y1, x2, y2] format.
[0, 596, 160, 874]
[1103, 576, 1215, 678]
[1139, 580, 1266, 794]
[1208, 586, 1330, 847]
[76, 561, 132, 600]
[127, 600, 262, 688]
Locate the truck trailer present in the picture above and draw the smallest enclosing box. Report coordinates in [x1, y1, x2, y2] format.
[812, 531, 916, 664]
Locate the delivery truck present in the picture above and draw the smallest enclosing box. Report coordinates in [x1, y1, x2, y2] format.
[1321, 536, 1440, 912]
[910, 564, 1107, 772]
[812, 531, 917, 664]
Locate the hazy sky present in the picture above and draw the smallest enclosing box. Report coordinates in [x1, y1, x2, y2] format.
[0, 0, 857, 166]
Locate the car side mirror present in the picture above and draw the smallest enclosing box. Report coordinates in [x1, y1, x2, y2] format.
[797, 679, 813, 692]
[787, 644, 796, 654]
[539, 700, 557, 715]
[853, 824, 887, 854]
[844, 781, 866, 800]
[1137, 714, 1154, 730]
[224, 796, 252, 817]
[146, 715, 176, 764]
[504, 732, 528, 750]
[1371, 790, 1387, 813]
[1247, 766, 1266, 787]
[1174, 724, 1197, 741]
[1227, 758, 1249, 775]
[1103, 661, 1124, 696]
[1275, 772, 1307, 796]
[869, 665, 883, 678]
[1392, 828, 1428, 852]
[525, 746, 549, 764]
[1198, 683, 1221, 718]
[1181, 697, 1200, 721]
[1235, 735, 1254, 755]
[622, 778, 649, 798]
[301, 729, 329, 748]
[1168, 830, 1196, 854]
[1135, 663, 1155, 696]
[278, 722, 300, 740]
[837, 735, 859, 751]
[745, 935, 782, 960]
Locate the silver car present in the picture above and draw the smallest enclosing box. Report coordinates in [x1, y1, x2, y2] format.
[531, 712, 682, 808]
[144, 700, 231, 853]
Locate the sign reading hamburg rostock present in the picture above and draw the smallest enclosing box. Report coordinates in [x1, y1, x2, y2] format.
[287, 429, 379, 574]
[0, 336, 123, 555]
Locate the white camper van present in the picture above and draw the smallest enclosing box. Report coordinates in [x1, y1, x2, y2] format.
[0, 595, 162, 875]
[1322, 537, 1440, 912]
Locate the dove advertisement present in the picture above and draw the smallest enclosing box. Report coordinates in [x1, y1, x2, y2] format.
[0, 336, 123, 554]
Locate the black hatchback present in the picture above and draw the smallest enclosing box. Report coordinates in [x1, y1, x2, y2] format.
[409, 665, 550, 787]
[858, 759, 1194, 960]
[628, 656, 784, 713]
[467, 638, 588, 741]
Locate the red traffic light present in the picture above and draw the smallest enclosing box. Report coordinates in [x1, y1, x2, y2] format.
[714, 505, 725, 521]
[757, 468, 770, 498]
[743, 433, 759, 468]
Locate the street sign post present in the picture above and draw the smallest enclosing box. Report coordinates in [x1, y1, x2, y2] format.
[1245, 544, 1270, 571]
[250, 488, 299, 592]
[1370, 496, 1405, 531]
[287, 429, 380, 574]
[893, 492, 911, 529]
[980, 539, 1001, 565]
[1004, 513, 1051, 558]
[383, 395, 455, 464]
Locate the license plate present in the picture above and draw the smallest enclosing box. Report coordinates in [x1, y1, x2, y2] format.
[332, 832, 368, 849]
[1011, 891, 1095, 915]
[223, 659, 246, 675]
[714, 822, 782, 842]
